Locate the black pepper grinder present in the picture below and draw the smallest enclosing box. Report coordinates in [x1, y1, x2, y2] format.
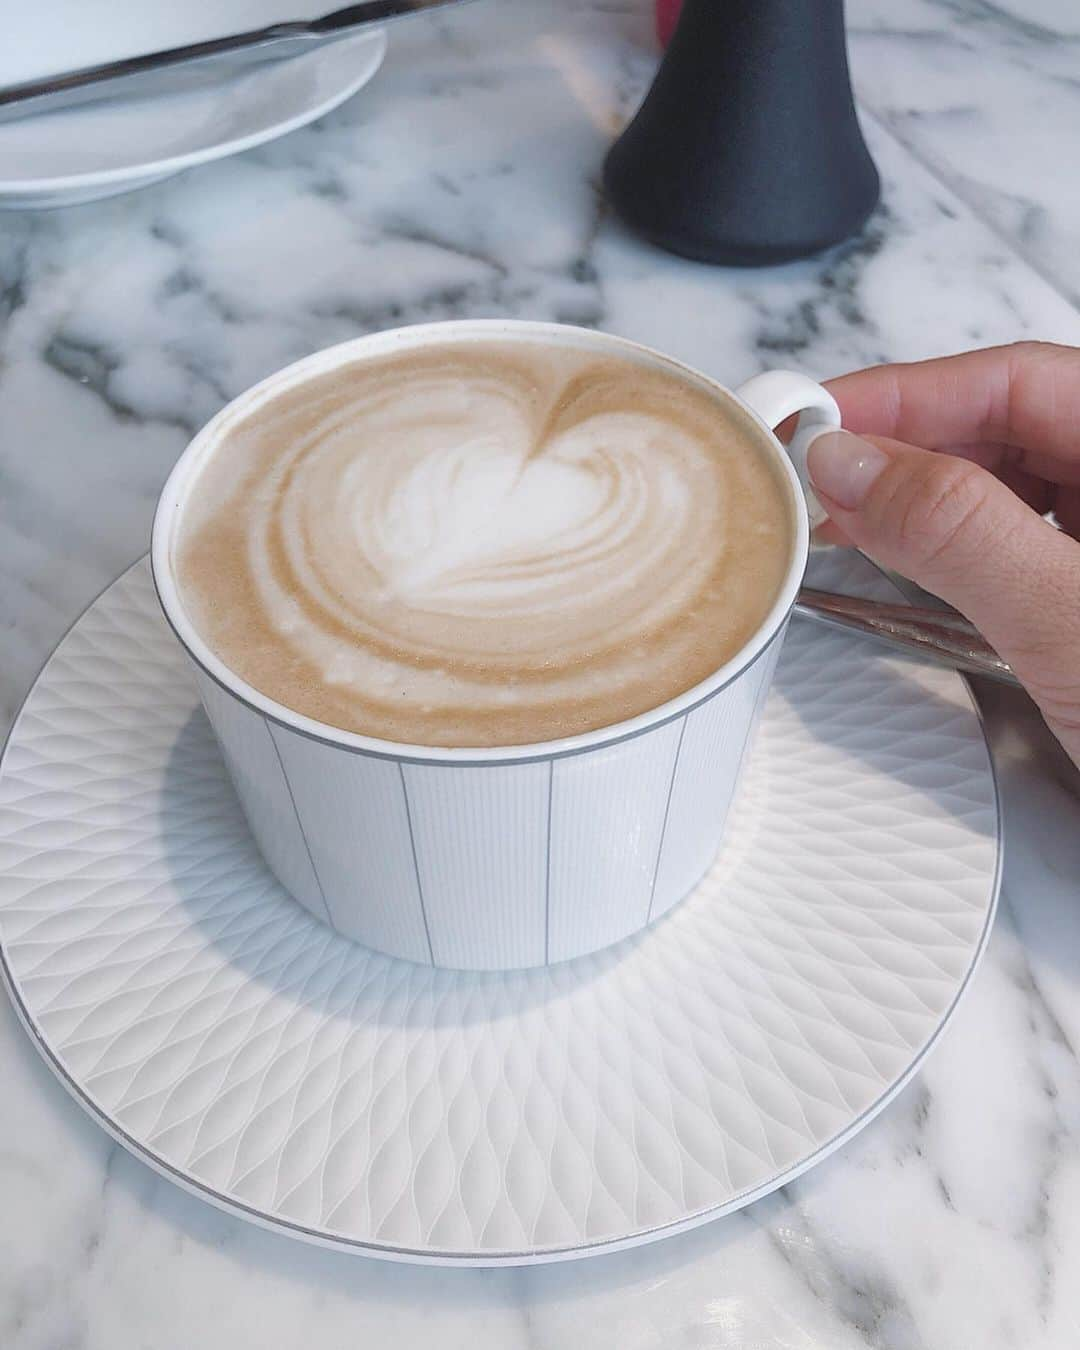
[604, 0, 880, 265]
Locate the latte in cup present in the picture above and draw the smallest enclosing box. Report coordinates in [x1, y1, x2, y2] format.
[175, 336, 794, 748]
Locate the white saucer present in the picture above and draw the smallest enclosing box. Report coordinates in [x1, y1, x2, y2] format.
[0, 31, 386, 209]
[0, 556, 1000, 1264]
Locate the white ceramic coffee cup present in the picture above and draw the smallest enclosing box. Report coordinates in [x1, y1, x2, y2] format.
[151, 320, 839, 971]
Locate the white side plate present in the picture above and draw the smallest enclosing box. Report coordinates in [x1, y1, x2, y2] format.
[0, 556, 1000, 1264]
[0, 31, 386, 208]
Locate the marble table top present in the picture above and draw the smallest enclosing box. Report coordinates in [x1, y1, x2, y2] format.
[3, 0, 1080, 1345]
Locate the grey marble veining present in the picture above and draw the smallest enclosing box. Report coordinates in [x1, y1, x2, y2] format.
[849, 0, 1080, 308]
[2, 0, 1080, 1345]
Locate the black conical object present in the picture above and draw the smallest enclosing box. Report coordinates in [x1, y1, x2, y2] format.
[604, 0, 880, 266]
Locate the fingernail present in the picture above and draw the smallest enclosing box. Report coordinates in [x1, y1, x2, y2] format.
[807, 430, 890, 510]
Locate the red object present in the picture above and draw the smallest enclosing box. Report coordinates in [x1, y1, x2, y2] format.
[656, 0, 682, 47]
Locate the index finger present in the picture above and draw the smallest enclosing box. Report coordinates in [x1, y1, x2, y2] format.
[826, 342, 1080, 476]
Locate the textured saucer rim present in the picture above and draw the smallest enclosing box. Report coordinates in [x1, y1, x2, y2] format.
[1, 878, 1001, 1266]
[0, 30, 387, 198]
[0, 558, 1003, 1266]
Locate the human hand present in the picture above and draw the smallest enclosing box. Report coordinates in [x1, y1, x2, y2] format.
[810, 342, 1080, 767]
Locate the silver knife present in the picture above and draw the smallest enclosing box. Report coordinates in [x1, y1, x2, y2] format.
[0, 0, 472, 124]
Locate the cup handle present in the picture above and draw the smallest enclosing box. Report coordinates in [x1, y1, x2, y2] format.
[735, 371, 841, 528]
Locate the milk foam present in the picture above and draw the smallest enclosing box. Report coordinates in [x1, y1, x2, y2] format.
[176, 341, 792, 746]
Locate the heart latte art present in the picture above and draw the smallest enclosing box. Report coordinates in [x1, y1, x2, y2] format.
[176, 340, 793, 746]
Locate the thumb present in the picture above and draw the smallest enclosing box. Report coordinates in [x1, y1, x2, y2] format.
[807, 429, 1080, 758]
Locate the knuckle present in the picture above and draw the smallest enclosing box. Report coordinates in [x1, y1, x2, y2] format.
[1007, 339, 1053, 362]
[889, 457, 991, 572]
[1006, 340, 1078, 398]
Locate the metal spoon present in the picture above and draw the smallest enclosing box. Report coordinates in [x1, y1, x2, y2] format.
[795, 586, 1017, 685]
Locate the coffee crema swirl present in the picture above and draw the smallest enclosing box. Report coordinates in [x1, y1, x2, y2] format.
[176, 340, 793, 747]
